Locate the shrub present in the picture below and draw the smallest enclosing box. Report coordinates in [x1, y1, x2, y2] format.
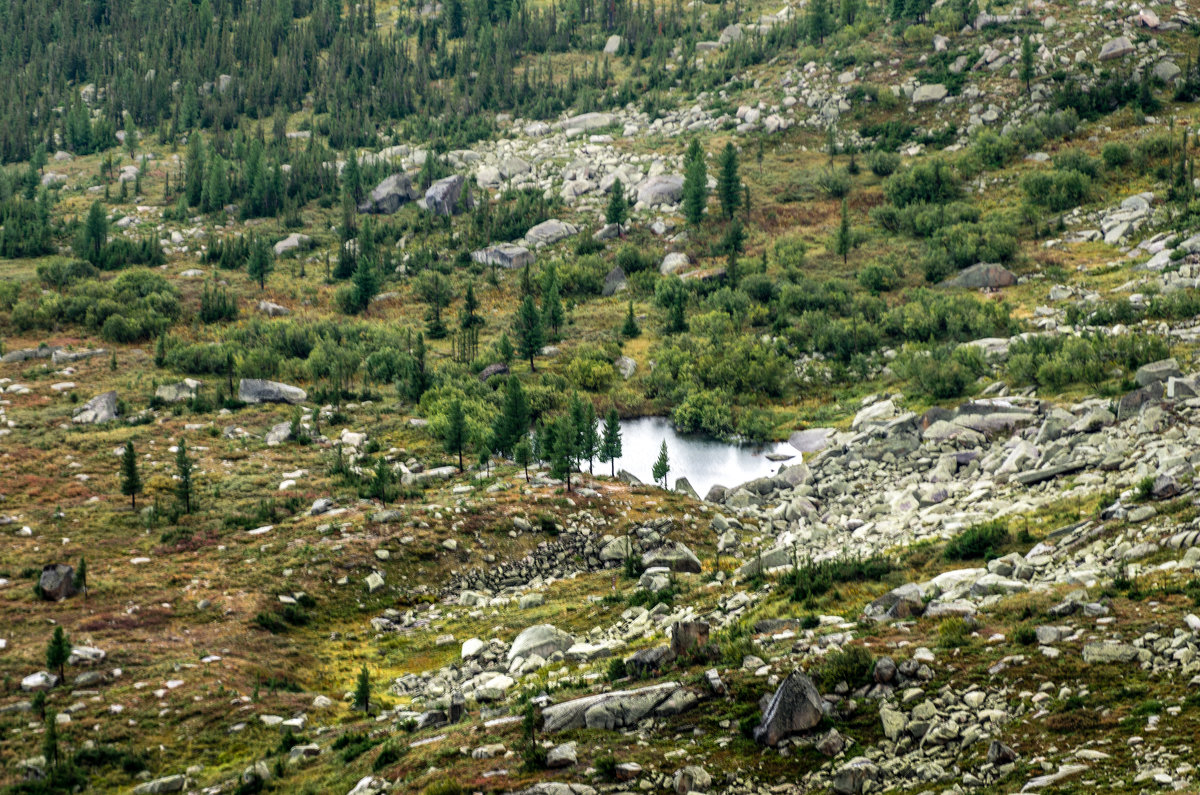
[780, 553, 893, 603]
[373, 743, 404, 771]
[673, 389, 735, 438]
[885, 158, 960, 207]
[973, 130, 1018, 169]
[937, 617, 970, 648]
[1053, 149, 1103, 179]
[595, 755, 618, 782]
[944, 520, 1009, 561]
[423, 781, 463, 795]
[816, 167, 852, 199]
[867, 151, 901, 177]
[773, 235, 808, 269]
[815, 645, 874, 690]
[858, 261, 900, 293]
[898, 344, 984, 399]
[1013, 625, 1037, 645]
[615, 244, 656, 274]
[1101, 142, 1132, 168]
[606, 657, 627, 681]
[1021, 169, 1090, 212]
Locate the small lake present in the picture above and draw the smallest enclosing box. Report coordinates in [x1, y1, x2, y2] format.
[607, 416, 798, 498]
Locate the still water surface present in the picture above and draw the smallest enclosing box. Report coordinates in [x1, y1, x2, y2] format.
[606, 416, 797, 497]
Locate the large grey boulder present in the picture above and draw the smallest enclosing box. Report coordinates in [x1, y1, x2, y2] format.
[660, 252, 690, 275]
[831, 758, 881, 795]
[73, 391, 118, 424]
[942, 263, 1016, 289]
[673, 766, 711, 794]
[38, 564, 78, 600]
[642, 540, 702, 573]
[1154, 59, 1182, 84]
[541, 682, 687, 732]
[472, 243, 534, 270]
[603, 266, 627, 296]
[1082, 642, 1140, 663]
[425, 175, 468, 216]
[359, 173, 417, 214]
[1099, 36, 1134, 61]
[273, 233, 312, 256]
[239, 379, 307, 405]
[524, 219, 578, 248]
[599, 535, 633, 563]
[862, 583, 925, 622]
[1135, 358, 1180, 387]
[603, 35, 622, 54]
[562, 112, 614, 135]
[637, 175, 684, 206]
[508, 624, 574, 662]
[133, 775, 187, 794]
[257, 300, 290, 317]
[753, 669, 824, 745]
[155, 380, 201, 403]
[912, 83, 948, 104]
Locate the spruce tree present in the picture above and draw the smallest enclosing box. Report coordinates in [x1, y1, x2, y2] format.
[652, 440, 671, 488]
[247, 236, 274, 290]
[175, 438, 193, 514]
[550, 415, 576, 491]
[443, 397, 468, 472]
[46, 625, 70, 682]
[621, 301, 640, 338]
[542, 280, 564, 339]
[353, 257, 380, 314]
[461, 281, 481, 328]
[717, 143, 742, 219]
[121, 441, 141, 509]
[833, 197, 852, 265]
[493, 376, 531, 456]
[354, 665, 371, 713]
[82, 200, 108, 263]
[42, 716, 59, 768]
[497, 332, 514, 366]
[514, 294, 544, 371]
[478, 444, 492, 477]
[682, 139, 708, 226]
[73, 557, 88, 601]
[1020, 36, 1035, 95]
[581, 401, 599, 474]
[606, 178, 628, 232]
[514, 438, 533, 483]
[807, 0, 833, 44]
[600, 408, 623, 477]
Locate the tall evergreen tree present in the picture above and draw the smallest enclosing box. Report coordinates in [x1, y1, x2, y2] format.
[807, 0, 834, 44]
[621, 301, 640, 338]
[833, 197, 852, 264]
[493, 376, 531, 456]
[443, 397, 468, 472]
[1020, 36, 1035, 95]
[682, 138, 709, 226]
[606, 178, 628, 232]
[175, 438, 194, 514]
[514, 438, 533, 483]
[354, 665, 371, 713]
[581, 402, 599, 474]
[550, 415, 576, 491]
[542, 280, 564, 339]
[121, 441, 141, 509]
[73, 557, 88, 600]
[652, 440, 671, 488]
[247, 236, 274, 290]
[600, 408, 623, 477]
[717, 143, 742, 219]
[42, 716, 59, 768]
[514, 294, 544, 371]
[46, 625, 70, 682]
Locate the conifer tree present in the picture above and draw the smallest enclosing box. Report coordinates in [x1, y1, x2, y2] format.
[682, 138, 708, 226]
[621, 301, 640, 338]
[833, 197, 853, 265]
[121, 441, 142, 509]
[514, 438, 533, 483]
[46, 625, 70, 682]
[652, 440, 670, 488]
[717, 143, 742, 219]
[1020, 36, 1035, 95]
[42, 716, 59, 768]
[175, 438, 194, 514]
[247, 236, 274, 290]
[606, 178, 628, 232]
[600, 408, 623, 477]
[444, 398, 468, 472]
[493, 376, 531, 456]
[73, 557, 88, 601]
[581, 402, 599, 474]
[354, 665, 371, 713]
[514, 294, 544, 371]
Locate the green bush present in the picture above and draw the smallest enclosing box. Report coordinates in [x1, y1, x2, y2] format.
[673, 389, 735, 438]
[1101, 142, 1132, 168]
[885, 158, 960, 207]
[423, 781, 463, 795]
[1021, 169, 1091, 212]
[780, 553, 893, 603]
[867, 151, 901, 177]
[897, 344, 985, 400]
[937, 617, 970, 648]
[972, 130, 1018, 169]
[816, 167, 852, 198]
[857, 262, 900, 293]
[1053, 149, 1103, 179]
[815, 645, 874, 690]
[1013, 625, 1037, 645]
[944, 520, 1009, 561]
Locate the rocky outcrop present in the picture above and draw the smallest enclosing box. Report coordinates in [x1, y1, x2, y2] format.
[73, 391, 117, 424]
[238, 379, 307, 405]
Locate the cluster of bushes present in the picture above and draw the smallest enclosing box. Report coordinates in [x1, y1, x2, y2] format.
[895, 343, 986, 399]
[966, 109, 1080, 171]
[1006, 333, 1169, 391]
[6, 269, 181, 342]
[779, 552, 894, 604]
[944, 520, 1009, 561]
